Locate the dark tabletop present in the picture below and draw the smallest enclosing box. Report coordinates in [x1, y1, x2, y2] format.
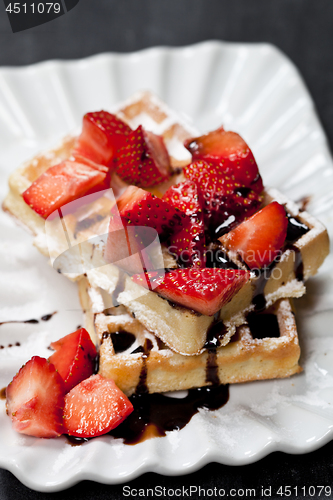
[0, 1, 333, 499]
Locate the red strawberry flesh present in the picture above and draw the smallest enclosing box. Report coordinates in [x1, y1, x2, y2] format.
[73, 111, 132, 168]
[109, 185, 188, 240]
[22, 160, 107, 219]
[63, 374, 133, 438]
[132, 268, 250, 316]
[219, 201, 288, 269]
[49, 328, 97, 393]
[6, 356, 65, 438]
[184, 159, 263, 234]
[185, 127, 263, 194]
[115, 125, 171, 187]
[105, 185, 189, 274]
[163, 180, 206, 266]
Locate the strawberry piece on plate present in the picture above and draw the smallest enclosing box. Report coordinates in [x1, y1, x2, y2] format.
[63, 374, 133, 437]
[115, 125, 171, 187]
[6, 356, 65, 438]
[184, 127, 263, 194]
[73, 111, 132, 168]
[184, 159, 263, 233]
[22, 160, 107, 219]
[49, 328, 97, 394]
[219, 201, 288, 269]
[132, 267, 250, 316]
[163, 180, 206, 266]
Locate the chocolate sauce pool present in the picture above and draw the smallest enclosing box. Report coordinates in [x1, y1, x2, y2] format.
[109, 385, 229, 445]
[102, 331, 136, 353]
[247, 312, 280, 339]
[286, 213, 309, 245]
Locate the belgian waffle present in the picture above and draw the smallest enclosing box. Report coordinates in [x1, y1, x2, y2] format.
[2, 91, 329, 355]
[79, 277, 301, 396]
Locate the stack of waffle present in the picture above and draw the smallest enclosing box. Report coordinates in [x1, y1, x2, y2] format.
[3, 92, 329, 396]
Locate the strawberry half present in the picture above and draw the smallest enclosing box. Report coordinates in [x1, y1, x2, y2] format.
[73, 111, 132, 168]
[115, 125, 171, 187]
[163, 180, 206, 267]
[63, 374, 133, 438]
[132, 267, 250, 316]
[48, 328, 97, 394]
[184, 127, 263, 194]
[22, 160, 107, 219]
[6, 356, 65, 438]
[184, 160, 263, 234]
[219, 201, 288, 269]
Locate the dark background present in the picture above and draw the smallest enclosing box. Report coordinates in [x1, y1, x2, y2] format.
[0, 1, 333, 498]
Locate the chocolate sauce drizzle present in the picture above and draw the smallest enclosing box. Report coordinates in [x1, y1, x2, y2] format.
[0, 342, 20, 350]
[112, 272, 127, 307]
[288, 245, 304, 281]
[0, 311, 57, 327]
[109, 384, 229, 445]
[204, 316, 227, 386]
[0, 387, 6, 400]
[135, 339, 153, 395]
[205, 242, 239, 270]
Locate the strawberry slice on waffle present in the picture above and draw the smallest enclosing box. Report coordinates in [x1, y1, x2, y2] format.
[105, 185, 190, 274]
[184, 159, 263, 235]
[73, 111, 132, 168]
[132, 267, 250, 316]
[220, 201, 288, 269]
[22, 160, 108, 219]
[163, 180, 206, 267]
[115, 125, 171, 188]
[184, 126, 263, 194]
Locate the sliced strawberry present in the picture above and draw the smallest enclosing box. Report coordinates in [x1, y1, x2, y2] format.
[70, 155, 112, 195]
[48, 328, 97, 394]
[105, 185, 189, 274]
[115, 125, 171, 187]
[163, 180, 206, 267]
[73, 111, 132, 168]
[6, 356, 65, 438]
[132, 267, 250, 316]
[184, 160, 263, 234]
[184, 127, 263, 194]
[162, 179, 203, 217]
[109, 185, 188, 240]
[22, 160, 107, 219]
[219, 201, 288, 269]
[63, 374, 133, 438]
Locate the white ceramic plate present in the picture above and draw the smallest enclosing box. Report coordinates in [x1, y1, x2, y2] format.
[1, 41, 333, 492]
